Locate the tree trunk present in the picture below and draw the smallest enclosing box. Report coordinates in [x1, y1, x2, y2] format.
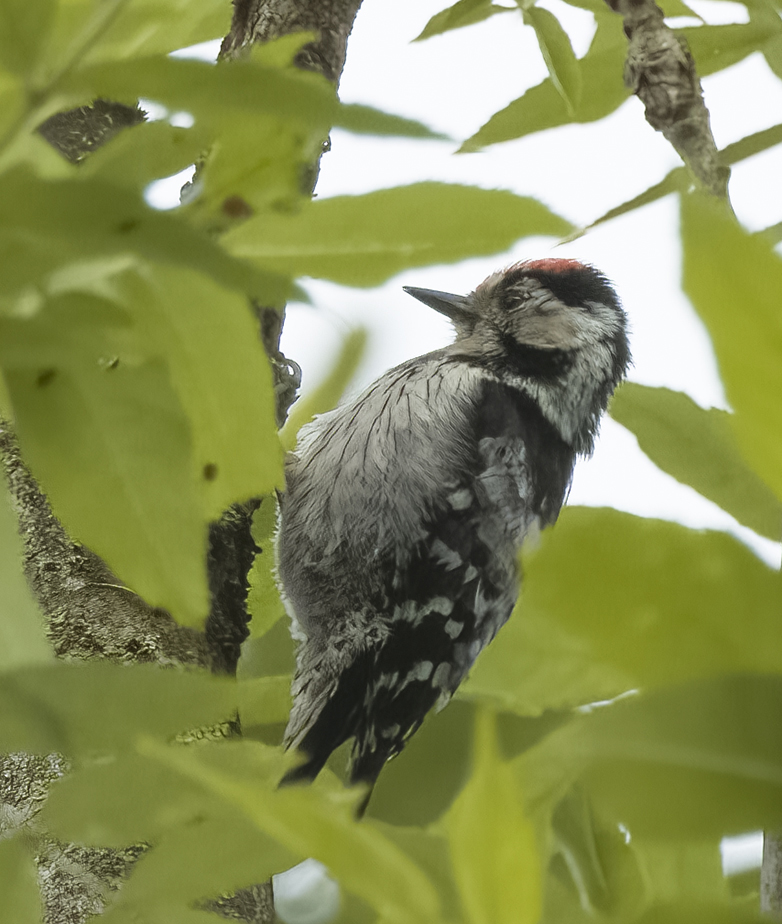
[2, 1, 363, 921]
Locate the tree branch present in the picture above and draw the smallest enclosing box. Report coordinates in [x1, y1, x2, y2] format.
[606, 0, 729, 197]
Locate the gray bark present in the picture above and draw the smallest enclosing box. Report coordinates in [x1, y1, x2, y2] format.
[3, 1, 363, 922]
[605, 0, 729, 197]
[762, 832, 782, 918]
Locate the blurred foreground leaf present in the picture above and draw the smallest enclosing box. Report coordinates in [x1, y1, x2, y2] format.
[682, 193, 782, 502]
[523, 675, 782, 838]
[465, 508, 781, 714]
[0, 481, 50, 671]
[0, 838, 40, 924]
[611, 384, 782, 539]
[447, 709, 542, 924]
[0, 662, 238, 755]
[139, 739, 446, 924]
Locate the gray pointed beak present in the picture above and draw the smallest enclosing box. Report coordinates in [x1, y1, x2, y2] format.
[403, 286, 474, 325]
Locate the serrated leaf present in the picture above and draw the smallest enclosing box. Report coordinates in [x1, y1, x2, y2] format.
[0, 838, 40, 924]
[225, 183, 571, 286]
[524, 7, 582, 114]
[681, 193, 782, 501]
[465, 508, 782, 715]
[611, 384, 782, 539]
[414, 0, 513, 41]
[447, 709, 541, 924]
[461, 13, 625, 150]
[0, 662, 238, 755]
[0, 0, 54, 76]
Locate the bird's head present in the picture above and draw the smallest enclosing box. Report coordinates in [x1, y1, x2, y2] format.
[404, 259, 630, 390]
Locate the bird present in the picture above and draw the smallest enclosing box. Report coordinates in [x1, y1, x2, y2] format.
[276, 258, 630, 796]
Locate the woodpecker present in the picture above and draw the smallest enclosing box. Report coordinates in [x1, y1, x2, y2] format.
[277, 259, 629, 792]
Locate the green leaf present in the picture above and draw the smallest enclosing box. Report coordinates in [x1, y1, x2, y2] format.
[523, 7, 582, 114]
[369, 700, 476, 827]
[573, 122, 782, 240]
[225, 183, 571, 286]
[447, 708, 542, 924]
[83, 120, 210, 191]
[0, 168, 289, 306]
[679, 18, 782, 77]
[0, 480, 51, 672]
[138, 738, 447, 924]
[635, 904, 765, 924]
[103, 815, 293, 915]
[0, 0, 54, 76]
[0, 838, 40, 924]
[611, 383, 782, 539]
[62, 55, 439, 142]
[121, 267, 282, 520]
[0, 262, 281, 624]
[414, 0, 513, 41]
[246, 496, 287, 640]
[281, 327, 367, 451]
[657, 0, 702, 18]
[681, 192, 782, 501]
[726, 122, 782, 165]
[45, 747, 281, 847]
[372, 823, 463, 924]
[464, 508, 782, 715]
[238, 675, 292, 727]
[0, 662, 238, 755]
[461, 13, 626, 151]
[549, 787, 646, 919]
[523, 676, 782, 838]
[40, 0, 227, 75]
[1, 301, 208, 623]
[0, 71, 25, 142]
